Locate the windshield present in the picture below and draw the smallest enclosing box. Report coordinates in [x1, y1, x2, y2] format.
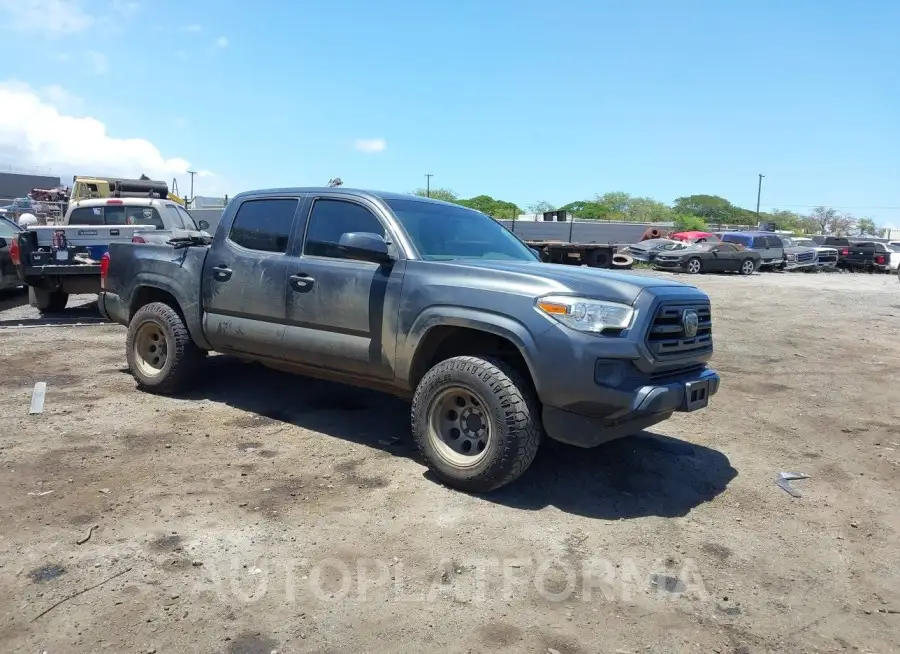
[659, 241, 688, 250]
[794, 238, 815, 247]
[386, 199, 537, 262]
[780, 237, 794, 247]
[690, 243, 717, 251]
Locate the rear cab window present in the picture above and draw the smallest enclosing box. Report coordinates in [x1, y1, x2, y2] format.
[68, 207, 105, 225]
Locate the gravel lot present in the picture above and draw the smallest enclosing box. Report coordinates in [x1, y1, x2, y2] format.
[1, 271, 899, 653]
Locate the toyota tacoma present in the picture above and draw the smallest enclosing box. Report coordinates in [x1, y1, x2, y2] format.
[100, 188, 720, 493]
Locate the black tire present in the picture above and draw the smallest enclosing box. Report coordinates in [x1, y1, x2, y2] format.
[739, 258, 756, 275]
[411, 355, 541, 493]
[31, 287, 68, 313]
[126, 301, 203, 394]
[685, 257, 702, 274]
[585, 249, 611, 268]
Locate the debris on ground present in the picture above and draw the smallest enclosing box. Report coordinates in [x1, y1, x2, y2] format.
[76, 524, 99, 545]
[29, 381, 47, 414]
[776, 471, 810, 497]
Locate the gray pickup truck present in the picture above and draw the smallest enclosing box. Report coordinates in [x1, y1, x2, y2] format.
[100, 188, 720, 492]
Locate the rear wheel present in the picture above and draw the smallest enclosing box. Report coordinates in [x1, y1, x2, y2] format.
[685, 257, 702, 274]
[31, 288, 68, 313]
[739, 259, 756, 275]
[126, 302, 203, 394]
[411, 355, 541, 493]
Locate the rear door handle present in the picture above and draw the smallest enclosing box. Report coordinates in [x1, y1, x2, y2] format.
[212, 264, 232, 281]
[289, 274, 315, 292]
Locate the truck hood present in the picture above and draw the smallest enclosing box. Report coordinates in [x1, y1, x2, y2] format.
[431, 259, 702, 305]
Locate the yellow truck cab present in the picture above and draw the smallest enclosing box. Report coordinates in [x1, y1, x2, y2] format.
[70, 176, 185, 206]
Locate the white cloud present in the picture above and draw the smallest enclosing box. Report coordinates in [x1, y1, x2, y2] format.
[185, 24, 202, 32]
[87, 51, 109, 74]
[353, 138, 387, 154]
[39, 85, 83, 112]
[215, 36, 229, 48]
[0, 81, 210, 188]
[0, 0, 93, 35]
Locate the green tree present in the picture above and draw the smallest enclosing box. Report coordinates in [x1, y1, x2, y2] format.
[673, 195, 736, 223]
[527, 200, 555, 215]
[558, 200, 609, 220]
[809, 206, 839, 234]
[412, 187, 459, 203]
[457, 195, 522, 218]
[857, 217, 878, 236]
[673, 214, 709, 232]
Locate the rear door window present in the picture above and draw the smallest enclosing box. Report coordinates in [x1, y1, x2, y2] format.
[228, 198, 299, 253]
[765, 235, 783, 248]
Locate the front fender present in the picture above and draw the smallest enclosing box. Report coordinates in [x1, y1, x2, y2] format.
[125, 272, 211, 350]
[397, 305, 543, 395]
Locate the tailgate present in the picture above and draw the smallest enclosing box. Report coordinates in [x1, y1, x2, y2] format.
[847, 245, 875, 264]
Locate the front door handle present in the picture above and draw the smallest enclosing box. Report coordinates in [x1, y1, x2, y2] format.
[289, 274, 315, 292]
[212, 264, 232, 281]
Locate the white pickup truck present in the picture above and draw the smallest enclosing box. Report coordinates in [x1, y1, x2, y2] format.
[12, 197, 209, 312]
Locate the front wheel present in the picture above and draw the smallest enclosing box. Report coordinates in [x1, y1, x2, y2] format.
[685, 257, 702, 274]
[126, 302, 203, 394]
[411, 355, 541, 493]
[739, 259, 756, 275]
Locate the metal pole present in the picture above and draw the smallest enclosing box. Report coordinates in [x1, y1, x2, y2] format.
[756, 173, 764, 216]
[511, 206, 516, 233]
[187, 170, 197, 203]
[425, 174, 433, 198]
[568, 212, 574, 243]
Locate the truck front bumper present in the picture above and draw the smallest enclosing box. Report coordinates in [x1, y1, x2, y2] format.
[542, 367, 720, 448]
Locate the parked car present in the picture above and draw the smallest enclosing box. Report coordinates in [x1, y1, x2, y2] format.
[837, 241, 883, 272]
[100, 187, 721, 493]
[792, 237, 839, 269]
[623, 238, 687, 263]
[811, 236, 852, 267]
[886, 243, 900, 271]
[652, 241, 760, 275]
[778, 236, 819, 271]
[670, 231, 719, 243]
[845, 242, 891, 273]
[718, 232, 785, 269]
[0, 216, 24, 291]
[14, 195, 208, 313]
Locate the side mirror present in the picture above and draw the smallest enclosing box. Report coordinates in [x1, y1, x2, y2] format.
[338, 232, 393, 264]
[0, 237, 6, 249]
[198, 220, 209, 231]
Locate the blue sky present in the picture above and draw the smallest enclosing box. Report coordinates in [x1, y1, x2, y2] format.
[0, 0, 898, 223]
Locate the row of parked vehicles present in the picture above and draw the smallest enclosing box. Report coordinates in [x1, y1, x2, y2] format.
[623, 229, 900, 275]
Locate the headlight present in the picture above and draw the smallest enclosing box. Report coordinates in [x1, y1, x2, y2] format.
[536, 295, 634, 333]
[787, 253, 796, 261]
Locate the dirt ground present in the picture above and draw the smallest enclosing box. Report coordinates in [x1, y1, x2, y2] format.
[1, 271, 899, 654]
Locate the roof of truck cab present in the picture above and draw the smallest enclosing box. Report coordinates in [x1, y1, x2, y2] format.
[231, 187, 461, 206]
[69, 197, 178, 208]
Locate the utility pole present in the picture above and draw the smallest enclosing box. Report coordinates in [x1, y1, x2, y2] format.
[756, 173, 764, 216]
[187, 170, 197, 204]
[425, 174, 433, 198]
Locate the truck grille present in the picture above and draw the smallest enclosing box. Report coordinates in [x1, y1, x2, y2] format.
[646, 304, 712, 357]
[818, 252, 837, 263]
[797, 251, 816, 263]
